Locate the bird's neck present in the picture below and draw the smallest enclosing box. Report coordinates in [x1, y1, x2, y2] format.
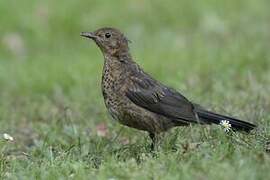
[103, 49, 133, 63]
[102, 50, 133, 82]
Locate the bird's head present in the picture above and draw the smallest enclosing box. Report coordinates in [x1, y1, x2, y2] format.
[81, 27, 130, 56]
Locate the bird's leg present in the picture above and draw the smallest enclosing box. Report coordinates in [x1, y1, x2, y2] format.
[149, 133, 157, 151]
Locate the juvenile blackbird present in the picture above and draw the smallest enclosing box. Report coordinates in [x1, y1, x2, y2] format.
[81, 27, 256, 149]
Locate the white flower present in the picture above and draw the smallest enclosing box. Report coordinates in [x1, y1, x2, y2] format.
[141, 153, 148, 161]
[3, 133, 14, 141]
[220, 120, 232, 132]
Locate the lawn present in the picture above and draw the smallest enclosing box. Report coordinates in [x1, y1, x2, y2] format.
[0, 0, 270, 179]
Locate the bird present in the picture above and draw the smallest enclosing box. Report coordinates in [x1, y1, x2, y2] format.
[81, 27, 256, 150]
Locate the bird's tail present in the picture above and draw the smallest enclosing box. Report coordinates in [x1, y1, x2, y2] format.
[195, 108, 256, 132]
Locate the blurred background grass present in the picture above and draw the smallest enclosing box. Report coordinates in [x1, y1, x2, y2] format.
[0, 0, 270, 179]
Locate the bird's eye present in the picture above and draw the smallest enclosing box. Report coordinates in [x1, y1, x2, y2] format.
[105, 32, 111, 38]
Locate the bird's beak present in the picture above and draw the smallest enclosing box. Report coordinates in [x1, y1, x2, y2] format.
[80, 32, 97, 40]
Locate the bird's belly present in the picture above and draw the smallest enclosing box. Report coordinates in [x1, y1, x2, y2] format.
[101, 82, 175, 133]
[102, 85, 121, 120]
[118, 102, 176, 133]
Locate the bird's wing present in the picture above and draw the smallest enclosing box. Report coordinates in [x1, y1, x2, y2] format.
[126, 65, 198, 124]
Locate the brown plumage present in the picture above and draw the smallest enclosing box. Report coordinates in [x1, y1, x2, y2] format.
[81, 27, 256, 149]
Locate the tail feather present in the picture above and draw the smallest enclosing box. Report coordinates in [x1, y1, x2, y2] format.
[195, 108, 256, 132]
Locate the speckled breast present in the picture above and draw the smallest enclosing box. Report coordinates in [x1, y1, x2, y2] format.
[101, 61, 123, 121]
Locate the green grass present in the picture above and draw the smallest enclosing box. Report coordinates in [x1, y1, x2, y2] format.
[0, 0, 270, 179]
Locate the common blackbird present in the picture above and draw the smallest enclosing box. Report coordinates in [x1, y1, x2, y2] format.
[81, 27, 256, 149]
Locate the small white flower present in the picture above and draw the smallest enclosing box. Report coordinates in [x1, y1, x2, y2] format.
[220, 120, 232, 132]
[3, 133, 14, 141]
[141, 153, 148, 161]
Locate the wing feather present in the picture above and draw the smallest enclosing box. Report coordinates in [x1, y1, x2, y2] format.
[125, 65, 198, 123]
